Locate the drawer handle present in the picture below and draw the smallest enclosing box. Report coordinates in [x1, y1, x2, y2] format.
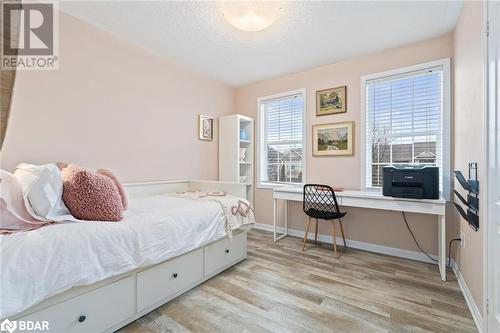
[173, 273, 178, 278]
[225, 249, 230, 254]
[78, 315, 86, 323]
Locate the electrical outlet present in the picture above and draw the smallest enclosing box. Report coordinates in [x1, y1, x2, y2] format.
[460, 231, 465, 248]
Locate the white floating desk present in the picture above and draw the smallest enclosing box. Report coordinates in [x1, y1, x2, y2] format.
[273, 187, 447, 281]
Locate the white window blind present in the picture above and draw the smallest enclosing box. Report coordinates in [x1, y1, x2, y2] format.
[364, 66, 444, 192]
[258, 91, 304, 187]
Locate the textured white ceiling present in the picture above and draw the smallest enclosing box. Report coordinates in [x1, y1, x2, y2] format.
[60, 1, 462, 86]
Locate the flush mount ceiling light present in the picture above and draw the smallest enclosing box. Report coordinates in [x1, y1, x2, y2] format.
[221, 1, 282, 32]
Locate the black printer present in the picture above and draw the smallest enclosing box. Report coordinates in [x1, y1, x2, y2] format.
[382, 165, 439, 199]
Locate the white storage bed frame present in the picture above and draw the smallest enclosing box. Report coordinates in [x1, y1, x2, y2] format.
[9, 180, 250, 333]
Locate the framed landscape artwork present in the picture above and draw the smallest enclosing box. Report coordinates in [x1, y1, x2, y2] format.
[198, 115, 214, 141]
[316, 86, 347, 116]
[312, 121, 354, 156]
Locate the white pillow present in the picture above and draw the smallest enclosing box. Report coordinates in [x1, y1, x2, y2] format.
[0, 169, 47, 232]
[14, 163, 78, 222]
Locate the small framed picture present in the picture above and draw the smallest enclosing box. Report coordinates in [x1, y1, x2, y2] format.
[316, 86, 347, 116]
[312, 121, 354, 156]
[198, 115, 214, 141]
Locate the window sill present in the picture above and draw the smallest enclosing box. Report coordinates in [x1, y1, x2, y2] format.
[364, 187, 383, 193]
[257, 183, 304, 191]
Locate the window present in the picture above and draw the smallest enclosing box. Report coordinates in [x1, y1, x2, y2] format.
[258, 90, 305, 187]
[362, 60, 450, 197]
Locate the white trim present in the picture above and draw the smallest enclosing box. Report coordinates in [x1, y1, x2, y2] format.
[483, 3, 490, 332]
[258, 182, 303, 191]
[452, 260, 485, 333]
[122, 179, 247, 199]
[442, 58, 452, 201]
[123, 180, 188, 187]
[360, 77, 368, 191]
[485, 2, 499, 332]
[361, 59, 452, 82]
[256, 88, 307, 189]
[253, 223, 439, 264]
[360, 58, 452, 201]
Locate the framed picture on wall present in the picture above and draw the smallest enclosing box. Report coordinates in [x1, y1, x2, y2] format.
[316, 86, 347, 116]
[198, 115, 214, 141]
[312, 121, 354, 156]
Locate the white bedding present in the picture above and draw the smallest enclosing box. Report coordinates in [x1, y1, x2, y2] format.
[0, 194, 253, 319]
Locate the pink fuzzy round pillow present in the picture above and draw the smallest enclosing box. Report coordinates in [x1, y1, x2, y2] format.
[61, 164, 123, 221]
[96, 168, 128, 210]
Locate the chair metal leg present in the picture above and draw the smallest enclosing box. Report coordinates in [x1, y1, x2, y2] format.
[331, 221, 338, 258]
[314, 218, 319, 244]
[302, 217, 312, 251]
[338, 218, 347, 250]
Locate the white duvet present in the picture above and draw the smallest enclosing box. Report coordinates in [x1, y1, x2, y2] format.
[0, 194, 254, 319]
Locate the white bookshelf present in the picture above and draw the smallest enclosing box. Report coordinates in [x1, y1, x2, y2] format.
[218, 114, 254, 203]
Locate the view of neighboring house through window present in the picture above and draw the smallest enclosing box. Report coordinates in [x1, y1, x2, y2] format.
[258, 90, 304, 187]
[364, 63, 447, 192]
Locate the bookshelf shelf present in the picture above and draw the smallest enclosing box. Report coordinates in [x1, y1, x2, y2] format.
[219, 114, 254, 203]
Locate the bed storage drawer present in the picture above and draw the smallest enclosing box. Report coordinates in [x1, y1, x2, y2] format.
[136, 248, 204, 312]
[205, 231, 247, 277]
[20, 276, 134, 333]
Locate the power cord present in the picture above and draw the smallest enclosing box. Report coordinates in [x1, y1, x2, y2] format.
[402, 211, 437, 263]
[448, 238, 461, 268]
[402, 211, 462, 268]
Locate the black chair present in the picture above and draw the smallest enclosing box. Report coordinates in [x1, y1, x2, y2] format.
[302, 184, 347, 258]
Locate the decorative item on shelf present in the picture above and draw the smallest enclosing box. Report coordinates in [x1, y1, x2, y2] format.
[240, 129, 247, 140]
[316, 86, 347, 116]
[239, 176, 247, 183]
[198, 115, 214, 141]
[452, 162, 479, 231]
[239, 148, 247, 162]
[312, 121, 354, 156]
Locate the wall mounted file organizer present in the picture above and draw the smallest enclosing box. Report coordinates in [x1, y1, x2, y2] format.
[452, 162, 479, 231]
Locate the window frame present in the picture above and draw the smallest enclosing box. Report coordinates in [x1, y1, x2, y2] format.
[360, 59, 451, 200]
[256, 88, 307, 189]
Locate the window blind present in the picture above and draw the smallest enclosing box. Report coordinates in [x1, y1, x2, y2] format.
[259, 92, 304, 186]
[365, 66, 444, 192]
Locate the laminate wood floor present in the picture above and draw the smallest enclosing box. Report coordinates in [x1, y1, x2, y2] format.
[119, 229, 477, 333]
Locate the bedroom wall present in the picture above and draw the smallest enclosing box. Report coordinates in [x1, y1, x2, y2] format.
[452, 0, 485, 318]
[0, 12, 234, 183]
[235, 33, 455, 255]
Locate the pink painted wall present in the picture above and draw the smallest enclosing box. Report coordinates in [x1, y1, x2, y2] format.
[0, 12, 234, 182]
[453, 0, 485, 316]
[235, 34, 455, 255]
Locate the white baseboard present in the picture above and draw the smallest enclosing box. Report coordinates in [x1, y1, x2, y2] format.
[451, 260, 484, 333]
[252, 223, 484, 333]
[253, 223, 439, 264]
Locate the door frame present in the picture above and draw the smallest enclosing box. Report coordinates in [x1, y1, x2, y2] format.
[485, 1, 499, 332]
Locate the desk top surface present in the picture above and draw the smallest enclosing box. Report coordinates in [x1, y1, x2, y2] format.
[273, 186, 446, 205]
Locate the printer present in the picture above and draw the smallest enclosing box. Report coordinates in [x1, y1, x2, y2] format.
[382, 165, 439, 199]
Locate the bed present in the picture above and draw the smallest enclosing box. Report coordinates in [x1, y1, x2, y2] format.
[1, 180, 253, 332]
